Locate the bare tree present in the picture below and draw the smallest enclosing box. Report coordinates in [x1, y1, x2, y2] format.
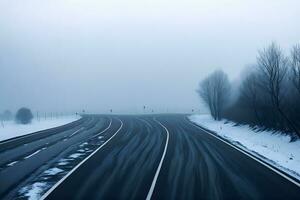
[257, 42, 299, 141]
[197, 70, 231, 120]
[240, 72, 262, 125]
[291, 44, 300, 95]
[198, 77, 215, 118]
[2, 110, 12, 121]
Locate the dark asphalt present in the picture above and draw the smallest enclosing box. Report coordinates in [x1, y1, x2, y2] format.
[1, 115, 300, 200]
[0, 115, 115, 199]
[44, 116, 166, 200]
[152, 116, 300, 199]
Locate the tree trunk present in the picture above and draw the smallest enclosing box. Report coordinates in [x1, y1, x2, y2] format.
[277, 106, 299, 142]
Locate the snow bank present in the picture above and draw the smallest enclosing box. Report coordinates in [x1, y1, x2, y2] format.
[43, 167, 64, 176]
[69, 153, 83, 159]
[189, 114, 300, 180]
[0, 116, 81, 142]
[19, 182, 48, 200]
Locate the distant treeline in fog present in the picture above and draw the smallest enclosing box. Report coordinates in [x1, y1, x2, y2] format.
[198, 42, 300, 141]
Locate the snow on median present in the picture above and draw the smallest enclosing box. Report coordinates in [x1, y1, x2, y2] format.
[0, 116, 81, 142]
[189, 114, 300, 181]
[19, 182, 48, 200]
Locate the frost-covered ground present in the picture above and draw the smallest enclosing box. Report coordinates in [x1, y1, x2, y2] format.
[189, 114, 300, 181]
[0, 116, 81, 142]
[17, 141, 96, 200]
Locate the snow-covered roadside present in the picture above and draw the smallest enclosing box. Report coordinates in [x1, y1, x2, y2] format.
[189, 114, 300, 181]
[0, 116, 81, 142]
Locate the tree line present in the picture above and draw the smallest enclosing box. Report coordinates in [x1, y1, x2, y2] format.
[0, 108, 33, 125]
[197, 42, 300, 141]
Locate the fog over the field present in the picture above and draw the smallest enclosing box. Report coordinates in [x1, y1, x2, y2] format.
[0, 0, 299, 114]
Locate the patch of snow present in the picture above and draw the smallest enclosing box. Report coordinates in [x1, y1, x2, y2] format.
[57, 158, 70, 166]
[19, 182, 48, 200]
[43, 167, 64, 176]
[189, 114, 300, 180]
[79, 142, 88, 147]
[0, 115, 81, 142]
[69, 153, 83, 159]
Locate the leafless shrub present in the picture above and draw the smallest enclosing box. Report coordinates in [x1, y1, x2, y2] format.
[197, 70, 231, 120]
[257, 43, 299, 140]
[291, 44, 300, 95]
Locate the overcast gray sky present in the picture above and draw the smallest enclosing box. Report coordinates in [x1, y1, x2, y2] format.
[0, 0, 299, 114]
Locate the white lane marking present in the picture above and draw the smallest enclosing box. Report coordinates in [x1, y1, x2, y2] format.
[146, 118, 170, 200]
[92, 118, 112, 138]
[186, 119, 300, 188]
[40, 118, 123, 200]
[24, 149, 42, 159]
[7, 161, 18, 167]
[69, 128, 84, 137]
[7, 147, 47, 166]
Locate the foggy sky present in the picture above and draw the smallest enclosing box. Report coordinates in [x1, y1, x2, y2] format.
[1, 0, 300, 114]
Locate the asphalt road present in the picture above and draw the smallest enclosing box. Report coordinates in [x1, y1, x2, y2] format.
[1, 115, 300, 200]
[0, 115, 116, 199]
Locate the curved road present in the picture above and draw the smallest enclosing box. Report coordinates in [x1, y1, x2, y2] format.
[152, 115, 300, 199]
[44, 116, 166, 199]
[0, 115, 117, 199]
[1, 115, 300, 199]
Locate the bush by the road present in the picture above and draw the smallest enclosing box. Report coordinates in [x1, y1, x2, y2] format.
[0, 110, 13, 121]
[197, 42, 300, 141]
[15, 107, 33, 124]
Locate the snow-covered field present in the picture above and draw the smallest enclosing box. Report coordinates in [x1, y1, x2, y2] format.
[0, 116, 81, 142]
[189, 114, 300, 181]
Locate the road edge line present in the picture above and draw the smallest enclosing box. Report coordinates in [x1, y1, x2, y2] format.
[0, 117, 84, 145]
[186, 117, 300, 188]
[146, 118, 170, 200]
[40, 118, 123, 200]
